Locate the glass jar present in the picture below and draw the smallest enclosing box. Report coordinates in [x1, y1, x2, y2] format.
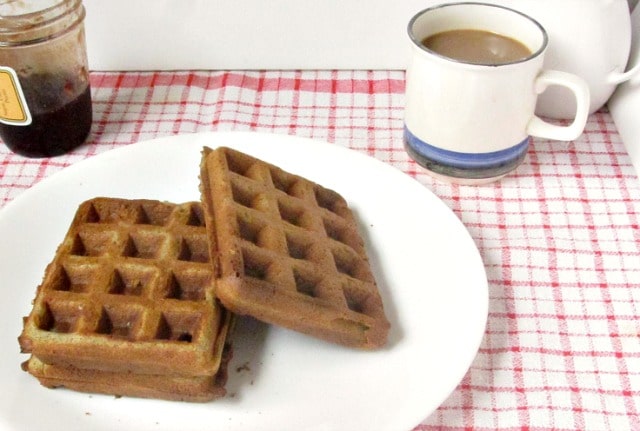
[0, 0, 92, 157]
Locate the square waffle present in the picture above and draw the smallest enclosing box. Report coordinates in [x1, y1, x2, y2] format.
[19, 198, 231, 377]
[199, 146, 390, 349]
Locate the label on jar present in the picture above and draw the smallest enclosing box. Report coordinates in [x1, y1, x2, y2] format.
[0, 66, 32, 126]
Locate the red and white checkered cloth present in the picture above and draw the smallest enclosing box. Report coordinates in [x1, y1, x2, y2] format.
[1, 70, 639, 430]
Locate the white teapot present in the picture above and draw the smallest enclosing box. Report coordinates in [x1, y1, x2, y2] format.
[491, 0, 639, 118]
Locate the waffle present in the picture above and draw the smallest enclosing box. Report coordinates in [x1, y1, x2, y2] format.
[19, 198, 231, 377]
[22, 342, 231, 402]
[199, 146, 390, 349]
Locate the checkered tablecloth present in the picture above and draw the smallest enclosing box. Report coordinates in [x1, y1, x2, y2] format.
[1, 70, 639, 430]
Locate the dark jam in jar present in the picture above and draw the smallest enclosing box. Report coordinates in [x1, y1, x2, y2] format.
[0, 73, 92, 158]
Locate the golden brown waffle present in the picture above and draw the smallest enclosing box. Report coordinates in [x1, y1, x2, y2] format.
[200, 146, 390, 349]
[22, 343, 231, 402]
[19, 198, 231, 377]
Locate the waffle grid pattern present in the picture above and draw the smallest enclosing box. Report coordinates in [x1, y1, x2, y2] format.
[201, 147, 389, 348]
[19, 198, 227, 376]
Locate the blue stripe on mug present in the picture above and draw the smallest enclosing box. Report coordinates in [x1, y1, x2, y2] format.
[404, 126, 530, 170]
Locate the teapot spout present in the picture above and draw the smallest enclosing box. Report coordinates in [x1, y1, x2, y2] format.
[607, 63, 640, 84]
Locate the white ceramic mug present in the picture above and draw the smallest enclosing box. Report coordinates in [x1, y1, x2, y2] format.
[404, 2, 591, 184]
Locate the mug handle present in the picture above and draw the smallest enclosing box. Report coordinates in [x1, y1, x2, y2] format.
[526, 70, 590, 141]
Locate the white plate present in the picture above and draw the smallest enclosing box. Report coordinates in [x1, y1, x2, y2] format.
[0, 132, 488, 431]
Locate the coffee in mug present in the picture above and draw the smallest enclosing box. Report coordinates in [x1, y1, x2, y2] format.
[421, 29, 531, 65]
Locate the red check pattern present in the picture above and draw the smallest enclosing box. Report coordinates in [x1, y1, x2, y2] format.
[1, 70, 639, 430]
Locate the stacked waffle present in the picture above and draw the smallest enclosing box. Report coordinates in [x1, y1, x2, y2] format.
[18, 198, 233, 401]
[19, 146, 390, 402]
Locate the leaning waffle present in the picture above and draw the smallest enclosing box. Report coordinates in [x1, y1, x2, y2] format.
[200, 146, 390, 349]
[22, 342, 231, 402]
[19, 198, 231, 376]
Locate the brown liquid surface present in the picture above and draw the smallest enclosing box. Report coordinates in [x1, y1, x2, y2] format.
[421, 29, 532, 65]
